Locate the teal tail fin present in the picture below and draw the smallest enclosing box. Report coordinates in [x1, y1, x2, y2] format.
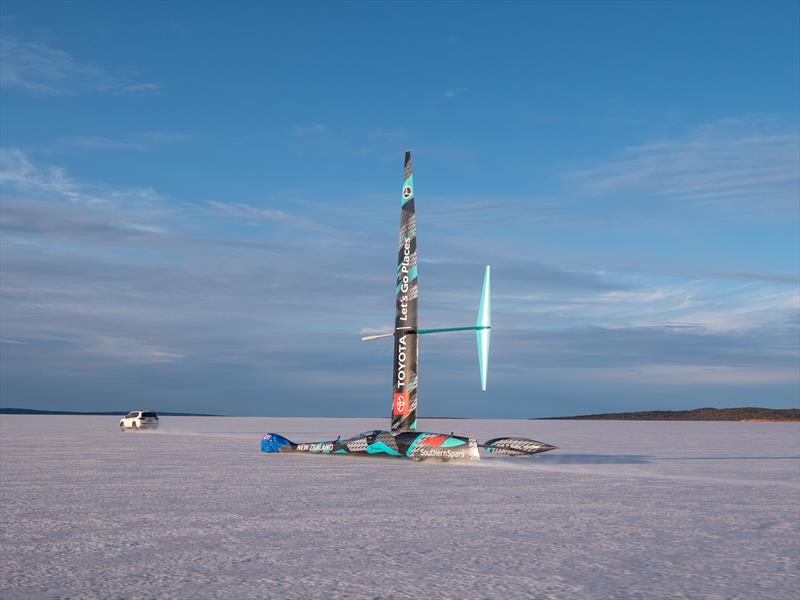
[476, 265, 491, 391]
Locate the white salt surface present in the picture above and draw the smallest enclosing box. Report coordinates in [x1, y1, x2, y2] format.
[1, 416, 798, 599]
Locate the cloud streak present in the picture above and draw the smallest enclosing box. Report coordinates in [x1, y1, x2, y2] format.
[0, 35, 160, 95]
[291, 122, 327, 136]
[442, 88, 466, 99]
[568, 116, 800, 215]
[0, 147, 162, 207]
[53, 132, 191, 151]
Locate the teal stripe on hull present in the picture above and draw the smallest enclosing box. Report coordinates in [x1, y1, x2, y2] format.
[366, 442, 402, 456]
[405, 433, 425, 456]
[441, 438, 466, 448]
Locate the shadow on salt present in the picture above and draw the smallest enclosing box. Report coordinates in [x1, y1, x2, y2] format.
[530, 453, 651, 465]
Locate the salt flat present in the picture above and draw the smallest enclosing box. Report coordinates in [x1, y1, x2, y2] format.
[1, 415, 798, 599]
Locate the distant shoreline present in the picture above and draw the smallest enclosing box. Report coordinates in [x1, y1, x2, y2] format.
[542, 407, 800, 422]
[2, 406, 798, 421]
[0, 408, 219, 417]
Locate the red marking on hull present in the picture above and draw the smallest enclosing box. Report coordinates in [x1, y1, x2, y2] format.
[422, 435, 448, 447]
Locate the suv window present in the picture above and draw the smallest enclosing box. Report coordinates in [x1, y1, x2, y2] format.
[141, 412, 158, 418]
[126, 412, 138, 418]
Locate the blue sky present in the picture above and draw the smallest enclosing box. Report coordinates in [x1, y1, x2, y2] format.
[1, 1, 798, 417]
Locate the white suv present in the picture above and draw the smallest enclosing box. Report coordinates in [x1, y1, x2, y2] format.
[120, 410, 159, 431]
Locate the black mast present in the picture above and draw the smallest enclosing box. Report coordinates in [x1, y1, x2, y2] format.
[391, 151, 419, 432]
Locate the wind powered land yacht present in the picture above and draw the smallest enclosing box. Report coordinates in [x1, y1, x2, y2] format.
[261, 152, 556, 461]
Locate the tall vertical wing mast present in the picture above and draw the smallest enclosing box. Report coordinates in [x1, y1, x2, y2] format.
[391, 151, 419, 432]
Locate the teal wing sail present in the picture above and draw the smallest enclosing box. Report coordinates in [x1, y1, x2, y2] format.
[476, 265, 491, 391]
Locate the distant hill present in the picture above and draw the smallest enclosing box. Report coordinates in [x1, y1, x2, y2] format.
[0, 408, 219, 417]
[544, 407, 800, 421]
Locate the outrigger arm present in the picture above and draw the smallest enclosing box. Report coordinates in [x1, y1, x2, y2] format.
[362, 325, 488, 341]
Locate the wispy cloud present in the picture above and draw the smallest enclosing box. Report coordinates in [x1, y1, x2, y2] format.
[568, 116, 800, 215]
[114, 82, 161, 96]
[496, 275, 798, 335]
[85, 336, 184, 363]
[54, 131, 191, 151]
[1, 199, 170, 243]
[205, 200, 297, 223]
[1, 147, 162, 206]
[698, 271, 800, 285]
[442, 88, 466, 99]
[641, 288, 800, 333]
[1, 147, 80, 199]
[291, 122, 327, 136]
[0, 35, 160, 95]
[204, 199, 328, 232]
[1, 149, 349, 246]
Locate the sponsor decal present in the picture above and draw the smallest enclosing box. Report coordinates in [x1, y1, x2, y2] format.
[398, 237, 412, 320]
[393, 392, 410, 415]
[402, 185, 413, 199]
[297, 442, 334, 452]
[263, 434, 271, 440]
[396, 335, 407, 387]
[414, 448, 468, 459]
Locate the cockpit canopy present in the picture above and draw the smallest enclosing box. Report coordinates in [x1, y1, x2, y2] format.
[355, 429, 386, 438]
